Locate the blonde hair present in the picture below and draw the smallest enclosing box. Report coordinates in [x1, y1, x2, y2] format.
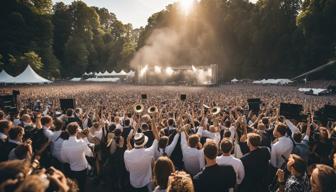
[167, 171, 194, 192]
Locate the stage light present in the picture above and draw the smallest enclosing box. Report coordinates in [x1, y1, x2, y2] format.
[208, 68, 212, 77]
[192, 65, 197, 72]
[154, 65, 161, 74]
[140, 65, 148, 77]
[165, 67, 174, 76]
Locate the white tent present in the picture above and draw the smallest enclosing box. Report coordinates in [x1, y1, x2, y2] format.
[231, 78, 239, 83]
[118, 70, 127, 75]
[0, 70, 15, 83]
[86, 77, 120, 82]
[253, 79, 293, 85]
[12, 65, 51, 84]
[102, 70, 110, 76]
[128, 70, 135, 77]
[70, 77, 81, 82]
[298, 88, 326, 95]
[83, 72, 88, 76]
[110, 70, 117, 76]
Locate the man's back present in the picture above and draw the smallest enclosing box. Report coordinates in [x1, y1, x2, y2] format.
[124, 140, 158, 188]
[240, 147, 270, 192]
[271, 136, 293, 168]
[181, 132, 204, 175]
[216, 155, 245, 184]
[193, 164, 236, 192]
[61, 136, 92, 171]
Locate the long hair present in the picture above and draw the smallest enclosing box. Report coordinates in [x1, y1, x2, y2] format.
[154, 156, 175, 190]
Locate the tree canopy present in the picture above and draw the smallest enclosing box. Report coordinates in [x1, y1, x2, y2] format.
[0, 0, 335, 80]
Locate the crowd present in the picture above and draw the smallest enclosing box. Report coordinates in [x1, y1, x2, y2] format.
[0, 83, 336, 192]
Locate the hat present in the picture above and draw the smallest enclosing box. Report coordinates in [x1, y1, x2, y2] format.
[134, 133, 148, 148]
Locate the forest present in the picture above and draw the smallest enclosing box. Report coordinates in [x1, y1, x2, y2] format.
[0, 0, 335, 81]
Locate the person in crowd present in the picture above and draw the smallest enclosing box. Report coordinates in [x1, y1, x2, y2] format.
[0, 120, 13, 161]
[162, 118, 184, 170]
[0, 110, 5, 121]
[141, 123, 154, 148]
[276, 154, 311, 192]
[62, 108, 80, 127]
[312, 127, 333, 165]
[0, 84, 336, 192]
[51, 118, 68, 169]
[167, 171, 194, 192]
[0, 120, 12, 143]
[310, 164, 336, 192]
[4, 126, 25, 159]
[102, 128, 127, 190]
[155, 133, 180, 159]
[123, 117, 159, 192]
[14, 168, 70, 192]
[8, 140, 33, 160]
[180, 131, 204, 176]
[292, 132, 310, 163]
[122, 118, 133, 145]
[239, 133, 270, 192]
[153, 156, 176, 192]
[271, 123, 294, 169]
[41, 115, 54, 140]
[216, 138, 245, 186]
[197, 125, 221, 145]
[61, 122, 93, 192]
[0, 159, 31, 185]
[19, 114, 35, 140]
[194, 141, 236, 192]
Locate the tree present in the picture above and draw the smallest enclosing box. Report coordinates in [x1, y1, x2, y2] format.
[64, 36, 89, 77]
[0, 0, 59, 78]
[297, 0, 336, 79]
[19, 51, 44, 73]
[31, 0, 53, 15]
[0, 54, 3, 69]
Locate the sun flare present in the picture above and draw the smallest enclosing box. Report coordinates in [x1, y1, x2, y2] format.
[179, 0, 195, 15]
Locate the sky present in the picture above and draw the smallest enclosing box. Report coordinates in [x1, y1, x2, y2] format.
[53, 0, 257, 28]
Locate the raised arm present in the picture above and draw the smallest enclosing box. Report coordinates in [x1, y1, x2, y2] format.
[166, 132, 180, 156]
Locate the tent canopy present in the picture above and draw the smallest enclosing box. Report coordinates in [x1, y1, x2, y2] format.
[231, 78, 239, 83]
[86, 77, 120, 82]
[70, 77, 81, 82]
[119, 70, 127, 75]
[253, 79, 293, 85]
[12, 65, 51, 84]
[0, 70, 15, 83]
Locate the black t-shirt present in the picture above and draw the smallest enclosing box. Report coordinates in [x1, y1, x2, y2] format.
[239, 147, 271, 192]
[193, 164, 236, 192]
[315, 139, 333, 164]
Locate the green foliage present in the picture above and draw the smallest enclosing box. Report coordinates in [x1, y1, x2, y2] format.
[31, 0, 53, 15]
[5, 51, 44, 75]
[20, 51, 44, 72]
[0, 0, 335, 79]
[0, 54, 3, 69]
[52, 1, 138, 77]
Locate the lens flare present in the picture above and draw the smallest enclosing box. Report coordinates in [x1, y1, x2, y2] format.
[192, 65, 197, 72]
[179, 0, 195, 15]
[140, 65, 148, 77]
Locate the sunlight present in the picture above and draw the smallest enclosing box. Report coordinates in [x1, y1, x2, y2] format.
[179, 0, 195, 15]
